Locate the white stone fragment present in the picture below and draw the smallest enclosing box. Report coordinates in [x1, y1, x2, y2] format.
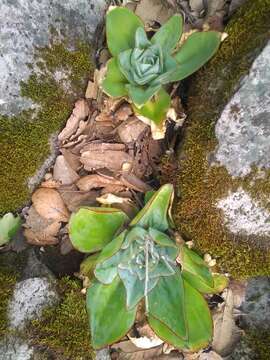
[8, 277, 59, 330]
[217, 188, 270, 236]
[215, 42, 270, 177]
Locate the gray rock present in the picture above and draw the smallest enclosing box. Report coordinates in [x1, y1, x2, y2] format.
[0, 0, 108, 116]
[239, 277, 270, 332]
[215, 42, 270, 178]
[0, 336, 34, 360]
[8, 277, 59, 330]
[214, 42, 270, 239]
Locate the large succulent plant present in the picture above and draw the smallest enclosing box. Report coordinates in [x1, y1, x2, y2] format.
[69, 185, 228, 350]
[102, 7, 222, 138]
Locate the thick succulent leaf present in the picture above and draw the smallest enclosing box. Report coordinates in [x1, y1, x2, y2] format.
[135, 27, 151, 48]
[148, 315, 185, 349]
[149, 279, 213, 351]
[144, 190, 156, 205]
[106, 7, 143, 56]
[133, 87, 171, 139]
[96, 231, 127, 265]
[87, 276, 137, 349]
[69, 207, 128, 253]
[151, 14, 183, 53]
[118, 268, 159, 310]
[180, 246, 214, 288]
[182, 279, 213, 350]
[80, 253, 100, 278]
[121, 226, 147, 249]
[149, 228, 177, 248]
[118, 49, 136, 85]
[156, 31, 221, 84]
[182, 271, 228, 294]
[130, 184, 174, 231]
[126, 84, 161, 108]
[0, 213, 21, 246]
[164, 54, 178, 73]
[94, 252, 122, 284]
[102, 58, 129, 97]
[148, 271, 187, 340]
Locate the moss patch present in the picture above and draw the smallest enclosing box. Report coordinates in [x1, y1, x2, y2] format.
[168, 0, 270, 278]
[27, 277, 93, 360]
[246, 330, 270, 360]
[0, 37, 94, 215]
[0, 252, 26, 337]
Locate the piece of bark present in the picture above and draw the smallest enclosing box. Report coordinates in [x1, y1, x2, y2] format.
[53, 155, 80, 185]
[58, 185, 99, 212]
[58, 99, 89, 142]
[32, 188, 70, 222]
[114, 104, 133, 122]
[23, 206, 61, 246]
[61, 148, 81, 172]
[80, 148, 132, 172]
[76, 174, 123, 192]
[120, 173, 152, 192]
[117, 118, 148, 143]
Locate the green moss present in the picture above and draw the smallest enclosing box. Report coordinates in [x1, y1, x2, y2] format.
[0, 252, 26, 336]
[168, 0, 270, 278]
[0, 266, 17, 336]
[27, 277, 94, 360]
[0, 37, 94, 215]
[246, 330, 270, 360]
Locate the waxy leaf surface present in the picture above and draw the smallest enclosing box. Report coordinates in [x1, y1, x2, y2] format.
[69, 207, 128, 253]
[106, 7, 143, 56]
[87, 276, 137, 349]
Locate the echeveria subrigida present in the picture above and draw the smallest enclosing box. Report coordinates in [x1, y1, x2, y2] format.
[102, 7, 222, 138]
[69, 184, 228, 350]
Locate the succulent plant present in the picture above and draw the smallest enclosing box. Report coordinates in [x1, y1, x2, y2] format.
[69, 184, 228, 350]
[0, 212, 21, 246]
[102, 7, 222, 138]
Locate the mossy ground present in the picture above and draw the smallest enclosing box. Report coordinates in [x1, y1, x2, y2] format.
[0, 36, 94, 215]
[246, 330, 270, 360]
[27, 277, 94, 360]
[0, 252, 26, 337]
[164, 0, 270, 278]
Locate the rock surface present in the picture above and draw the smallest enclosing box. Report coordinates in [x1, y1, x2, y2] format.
[215, 42, 270, 177]
[174, 0, 270, 277]
[8, 277, 58, 330]
[0, 0, 107, 116]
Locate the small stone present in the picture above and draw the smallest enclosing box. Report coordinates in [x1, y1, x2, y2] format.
[8, 277, 59, 330]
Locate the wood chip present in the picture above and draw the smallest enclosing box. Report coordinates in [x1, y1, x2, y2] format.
[53, 155, 80, 185]
[32, 188, 70, 222]
[120, 173, 152, 192]
[58, 99, 89, 142]
[80, 148, 132, 172]
[23, 206, 61, 246]
[61, 148, 81, 172]
[117, 117, 148, 143]
[76, 174, 123, 192]
[58, 185, 99, 212]
[115, 104, 133, 121]
[40, 179, 61, 189]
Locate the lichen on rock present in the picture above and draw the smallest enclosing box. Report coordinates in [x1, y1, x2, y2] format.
[171, 0, 270, 278]
[0, 36, 94, 215]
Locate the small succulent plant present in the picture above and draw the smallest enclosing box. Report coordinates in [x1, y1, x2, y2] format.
[69, 184, 228, 350]
[0, 212, 21, 246]
[102, 7, 222, 138]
